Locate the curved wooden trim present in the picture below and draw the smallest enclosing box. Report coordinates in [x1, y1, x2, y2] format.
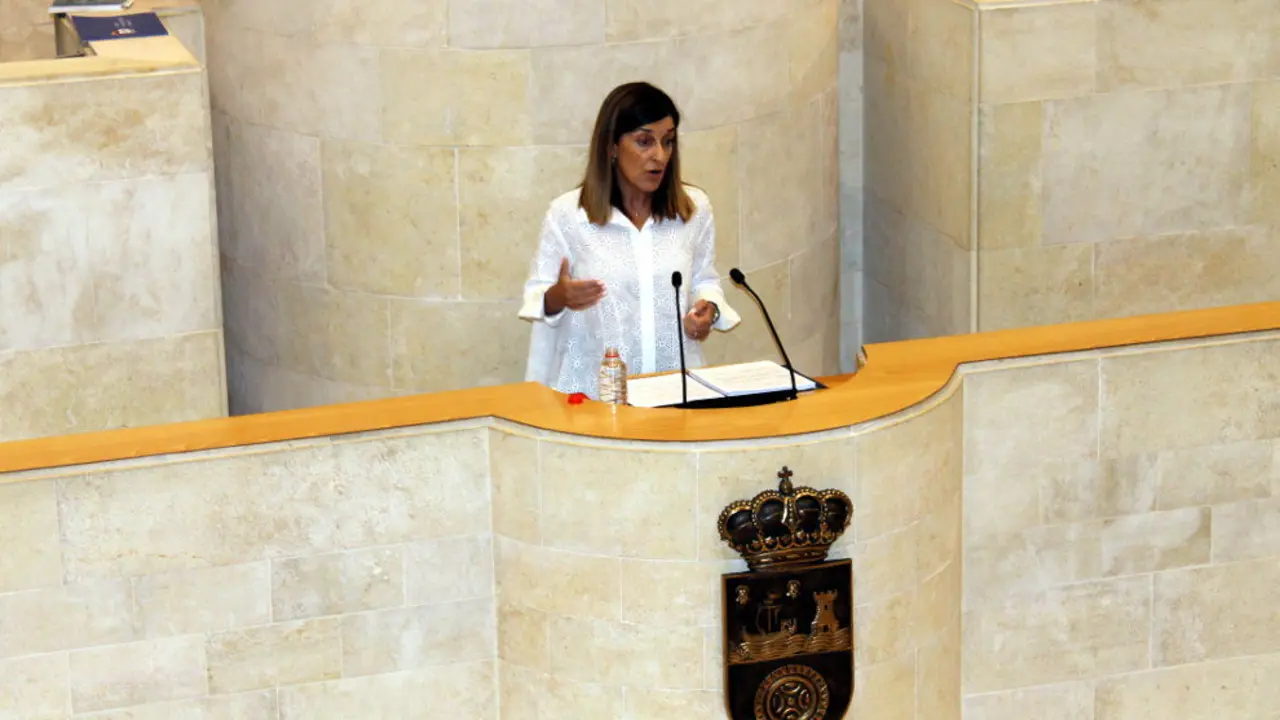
[2, 302, 1278, 475]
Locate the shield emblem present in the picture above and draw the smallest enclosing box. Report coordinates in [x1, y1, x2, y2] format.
[722, 559, 853, 720]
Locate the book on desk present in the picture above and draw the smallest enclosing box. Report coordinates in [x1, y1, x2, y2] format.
[627, 360, 823, 409]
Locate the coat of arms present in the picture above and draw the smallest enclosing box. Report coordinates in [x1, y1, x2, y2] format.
[718, 467, 854, 720]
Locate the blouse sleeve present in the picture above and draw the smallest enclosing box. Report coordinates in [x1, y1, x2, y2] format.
[517, 210, 571, 328]
[690, 204, 741, 332]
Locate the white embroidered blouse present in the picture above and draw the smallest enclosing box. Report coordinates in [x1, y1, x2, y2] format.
[518, 185, 741, 396]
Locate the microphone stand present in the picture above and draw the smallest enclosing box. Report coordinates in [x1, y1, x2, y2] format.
[730, 269, 798, 401]
[671, 271, 689, 406]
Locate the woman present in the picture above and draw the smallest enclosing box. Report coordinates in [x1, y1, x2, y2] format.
[519, 81, 740, 397]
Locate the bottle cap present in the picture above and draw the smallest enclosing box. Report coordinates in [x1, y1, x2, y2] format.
[604, 347, 620, 358]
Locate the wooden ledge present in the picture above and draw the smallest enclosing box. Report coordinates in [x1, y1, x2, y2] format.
[2, 302, 1278, 475]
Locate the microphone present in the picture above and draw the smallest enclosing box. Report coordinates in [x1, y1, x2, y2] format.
[729, 267, 798, 400]
[671, 271, 689, 406]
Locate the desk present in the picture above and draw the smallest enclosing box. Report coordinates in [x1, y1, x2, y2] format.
[0, 302, 1278, 719]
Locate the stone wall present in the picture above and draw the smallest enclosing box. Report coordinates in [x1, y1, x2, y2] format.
[962, 335, 1280, 717]
[863, 0, 1280, 342]
[0, 67, 227, 442]
[2, 329, 1274, 718]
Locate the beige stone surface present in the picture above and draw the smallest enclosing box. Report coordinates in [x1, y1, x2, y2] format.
[1043, 84, 1251, 246]
[979, 2, 1097, 104]
[0, 652, 69, 719]
[1098, 0, 1274, 92]
[4, 333, 1279, 717]
[0, 480, 60, 594]
[0, 60, 226, 442]
[0, 332, 226, 442]
[69, 636, 207, 713]
[872, 1, 1280, 340]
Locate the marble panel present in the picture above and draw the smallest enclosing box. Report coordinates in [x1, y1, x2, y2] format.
[0, 71, 208, 190]
[0, 653, 69, 720]
[57, 431, 489, 579]
[977, 101, 1043, 251]
[1157, 439, 1276, 510]
[222, 120, 325, 283]
[977, 245, 1094, 330]
[322, 140, 459, 297]
[69, 636, 207, 714]
[278, 663, 496, 719]
[0, 580, 135, 659]
[672, 23, 792, 130]
[384, 48, 532, 147]
[0, 186, 94, 352]
[88, 172, 220, 342]
[978, 2, 1098, 104]
[0, 477, 60, 594]
[457, 145, 585, 301]
[1093, 226, 1280, 319]
[964, 681, 1095, 720]
[312, 0, 447, 47]
[679, 125, 741, 273]
[962, 576, 1151, 694]
[404, 535, 494, 605]
[1098, 0, 1273, 92]
[488, 430, 541, 544]
[448, 0, 604, 48]
[271, 547, 404, 621]
[133, 562, 271, 639]
[207, 618, 341, 694]
[1095, 655, 1280, 719]
[340, 599, 495, 676]
[1101, 339, 1280, 456]
[0, 332, 226, 442]
[538, 443, 697, 559]
[389, 299, 527, 392]
[1154, 558, 1280, 666]
[1042, 84, 1251, 245]
[603, 0, 787, 41]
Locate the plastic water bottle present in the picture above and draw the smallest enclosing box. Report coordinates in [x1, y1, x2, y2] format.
[597, 347, 628, 405]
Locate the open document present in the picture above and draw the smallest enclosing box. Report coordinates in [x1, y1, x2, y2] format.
[626, 361, 820, 408]
[690, 360, 819, 396]
[627, 371, 726, 408]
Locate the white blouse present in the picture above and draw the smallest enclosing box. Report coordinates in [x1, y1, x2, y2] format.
[518, 185, 741, 397]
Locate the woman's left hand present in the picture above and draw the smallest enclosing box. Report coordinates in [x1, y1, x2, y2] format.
[683, 300, 716, 341]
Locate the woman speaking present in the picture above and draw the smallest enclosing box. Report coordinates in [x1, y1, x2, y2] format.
[519, 82, 740, 396]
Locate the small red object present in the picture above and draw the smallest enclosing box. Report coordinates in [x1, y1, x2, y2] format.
[567, 392, 587, 405]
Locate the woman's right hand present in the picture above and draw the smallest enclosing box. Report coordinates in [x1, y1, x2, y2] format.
[544, 258, 606, 315]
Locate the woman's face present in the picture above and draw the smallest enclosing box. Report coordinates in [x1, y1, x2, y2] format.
[613, 116, 676, 195]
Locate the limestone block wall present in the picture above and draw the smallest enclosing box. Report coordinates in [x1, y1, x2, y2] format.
[864, 0, 1280, 342]
[0, 68, 227, 442]
[0, 426, 498, 718]
[961, 334, 1280, 717]
[492, 393, 961, 718]
[1, 328, 1276, 718]
[975, 0, 1280, 331]
[863, 0, 974, 342]
[203, 0, 840, 414]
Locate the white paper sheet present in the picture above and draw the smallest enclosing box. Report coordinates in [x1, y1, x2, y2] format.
[627, 372, 725, 408]
[688, 360, 818, 397]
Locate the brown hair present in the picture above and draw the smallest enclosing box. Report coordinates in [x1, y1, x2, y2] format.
[579, 82, 695, 226]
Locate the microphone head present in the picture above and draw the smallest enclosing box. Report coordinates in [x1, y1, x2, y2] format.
[671, 270, 683, 287]
[729, 268, 745, 285]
